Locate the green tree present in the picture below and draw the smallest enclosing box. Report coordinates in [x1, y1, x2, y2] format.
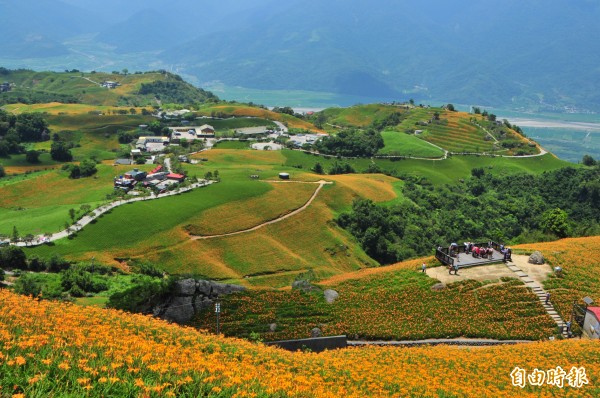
[471, 167, 485, 178]
[0, 164, 5, 178]
[23, 234, 35, 246]
[312, 162, 324, 174]
[541, 208, 571, 238]
[11, 225, 19, 243]
[68, 208, 76, 224]
[25, 150, 40, 163]
[13, 273, 42, 297]
[50, 141, 73, 162]
[0, 246, 27, 269]
[79, 159, 97, 177]
[15, 113, 48, 142]
[582, 155, 596, 166]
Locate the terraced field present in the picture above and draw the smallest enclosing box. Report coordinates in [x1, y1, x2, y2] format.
[399, 109, 494, 153]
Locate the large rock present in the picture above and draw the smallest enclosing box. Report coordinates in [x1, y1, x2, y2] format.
[311, 327, 323, 338]
[292, 279, 318, 293]
[172, 279, 197, 296]
[323, 289, 339, 304]
[528, 251, 545, 265]
[431, 283, 445, 291]
[160, 296, 195, 324]
[154, 279, 245, 324]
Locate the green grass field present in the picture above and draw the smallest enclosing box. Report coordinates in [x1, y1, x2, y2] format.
[0, 164, 154, 235]
[212, 141, 253, 149]
[379, 130, 445, 157]
[0, 152, 59, 168]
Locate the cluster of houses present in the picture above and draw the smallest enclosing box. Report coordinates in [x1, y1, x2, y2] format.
[135, 136, 171, 153]
[169, 125, 215, 143]
[113, 165, 185, 193]
[0, 82, 11, 93]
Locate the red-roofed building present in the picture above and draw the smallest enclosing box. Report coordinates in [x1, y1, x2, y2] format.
[151, 165, 163, 174]
[166, 173, 185, 183]
[583, 306, 600, 339]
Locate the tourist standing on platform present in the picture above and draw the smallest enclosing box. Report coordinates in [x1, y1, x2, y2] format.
[421, 263, 427, 273]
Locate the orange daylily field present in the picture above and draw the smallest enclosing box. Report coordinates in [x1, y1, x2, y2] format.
[1, 289, 598, 397]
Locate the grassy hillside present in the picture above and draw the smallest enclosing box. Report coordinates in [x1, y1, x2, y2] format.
[0, 289, 598, 397]
[0, 164, 155, 236]
[0, 69, 216, 106]
[18, 148, 571, 285]
[196, 103, 321, 131]
[379, 130, 445, 157]
[26, 165, 389, 285]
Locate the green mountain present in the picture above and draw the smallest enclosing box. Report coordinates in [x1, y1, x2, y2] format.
[2, 0, 600, 111]
[0, 69, 217, 106]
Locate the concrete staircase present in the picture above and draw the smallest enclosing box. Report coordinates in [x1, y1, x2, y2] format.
[504, 260, 569, 338]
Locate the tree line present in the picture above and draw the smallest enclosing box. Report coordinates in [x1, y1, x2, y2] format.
[338, 165, 600, 264]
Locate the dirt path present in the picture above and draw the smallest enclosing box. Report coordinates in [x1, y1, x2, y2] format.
[191, 180, 332, 240]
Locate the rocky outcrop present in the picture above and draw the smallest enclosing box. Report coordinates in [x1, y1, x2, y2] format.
[528, 251, 545, 265]
[153, 279, 245, 324]
[291, 279, 319, 293]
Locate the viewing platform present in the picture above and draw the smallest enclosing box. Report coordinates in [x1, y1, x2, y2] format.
[436, 241, 506, 268]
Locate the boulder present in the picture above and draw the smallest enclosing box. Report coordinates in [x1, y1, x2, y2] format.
[323, 289, 339, 304]
[172, 279, 197, 296]
[528, 251, 545, 265]
[269, 323, 277, 332]
[212, 282, 245, 296]
[196, 279, 212, 296]
[160, 296, 195, 324]
[431, 283, 445, 291]
[292, 279, 317, 293]
[310, 327, 322, 338]
[154, 279, 245, 324]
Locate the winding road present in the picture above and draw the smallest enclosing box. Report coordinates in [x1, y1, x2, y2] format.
[14, 180, 215, 248]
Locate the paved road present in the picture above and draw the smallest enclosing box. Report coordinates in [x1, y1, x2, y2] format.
[14, 180, 215, 248]
[348, 338, 534, 347]
[274, 121, 288, 133]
